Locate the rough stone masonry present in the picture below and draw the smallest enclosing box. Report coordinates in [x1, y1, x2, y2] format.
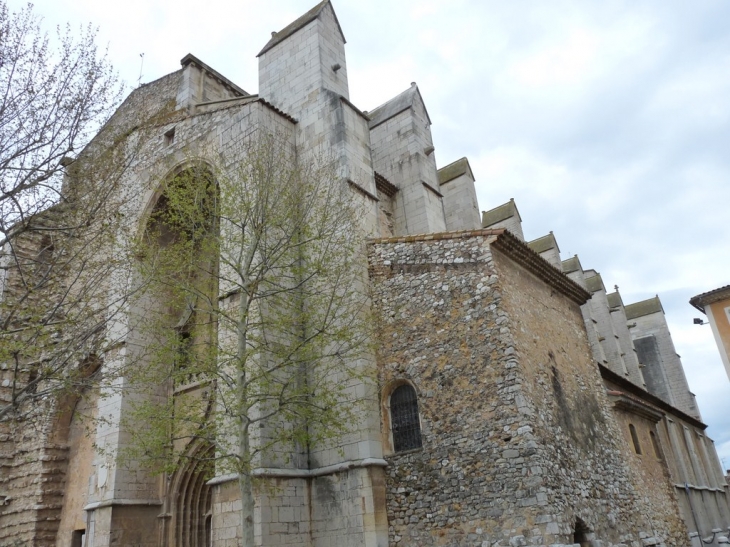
[369, 230, 688, 547]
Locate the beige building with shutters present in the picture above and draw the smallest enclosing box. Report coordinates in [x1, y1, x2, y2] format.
[691, 286, 730, 383]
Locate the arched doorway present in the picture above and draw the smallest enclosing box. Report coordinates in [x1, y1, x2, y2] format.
[573, 517, 592, 547]
[167, 442, 215, 547]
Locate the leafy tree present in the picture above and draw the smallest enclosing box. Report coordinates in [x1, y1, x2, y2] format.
[121, 132, 374, 545]
[0, 138, 141, 424]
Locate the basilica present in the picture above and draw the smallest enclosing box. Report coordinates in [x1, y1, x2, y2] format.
[1, 2, 728, 546]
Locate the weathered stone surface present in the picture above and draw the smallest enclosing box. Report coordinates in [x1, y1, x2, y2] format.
[2, 2, 727, 547]
[369, 233, 688, 547]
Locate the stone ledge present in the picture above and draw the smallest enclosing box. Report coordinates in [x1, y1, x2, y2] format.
[83, 498, 162, 511]
[206, 457, 388, 485]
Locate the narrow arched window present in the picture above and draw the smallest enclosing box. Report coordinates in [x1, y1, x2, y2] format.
[650, 431, 662, 459]
[390, 384, 422, 452]
[629, 424, 642, 454]
[174, 328, 194, 387]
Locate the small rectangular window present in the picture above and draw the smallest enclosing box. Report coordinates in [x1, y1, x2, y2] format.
[71, 530, 85, 547]
[164, 128, 175, 146]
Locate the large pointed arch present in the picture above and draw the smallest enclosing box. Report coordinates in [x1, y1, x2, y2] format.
[123, 161, 221, 546]
[137, 159, 219, 243]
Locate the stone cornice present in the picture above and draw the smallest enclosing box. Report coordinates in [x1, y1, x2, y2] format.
[368, 228, 591, 306]
[206, 458, 388, 485]
[600, 365, 706, 430]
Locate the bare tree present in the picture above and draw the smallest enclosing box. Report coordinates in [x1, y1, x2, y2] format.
[120, 132, 374, 546]
[0, 1, 171, 426]
[0, 0, 122, 247]
[0, 144, 135, 423]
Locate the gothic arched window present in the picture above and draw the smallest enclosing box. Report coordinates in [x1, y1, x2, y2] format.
[390, 384, 422, 452]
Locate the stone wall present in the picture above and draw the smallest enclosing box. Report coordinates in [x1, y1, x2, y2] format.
[659, 414, 730, 539]
[369, 87, 446, 236]
[0, 412, 70, 546]
[628, 305, 700, 420]
[310, 467, 388, 547]
[5, 2, 722, 546]
[209, 467, 388, 547]
[0, 195, 121, 547]
[376, 187, 396, 238]
[559, 254, 730, 543]
[563, 257, 609, 368]
[369, 231, 688, 547]
[77, 57, 386, 545]
[438, 158, 481, 232]
[259, 2, 348, 116]
[370, 233, 518, 546]
[212, 478, 312, 547]
[602, 382, 689, 547]
[606, 294, 645, 387]
[481, 200, 524, 241]
[493, 247, 684, 547]
[583, 273, 631, 379]
[56, 389, 99, 546]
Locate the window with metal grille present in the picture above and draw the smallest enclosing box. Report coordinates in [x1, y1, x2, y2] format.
[390, 384, 422, 452]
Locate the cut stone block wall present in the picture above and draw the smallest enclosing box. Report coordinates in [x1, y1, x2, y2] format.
[481, 201, 525, 241]
[667, 417, 730, 537]
[56, 389, 99, 547]
[209, 467, 388, 547]
[258, 4, 348, 118]
[608, 299, 646, 387]
[0, 416, 70, 547]
[630, 310, 701, 420]
[440, 171, 481, 232]
[634, 335, 675, 404]
[564, 265, 609, 367]
[585, 278, 632, 380]
[369, 92, 446, 236]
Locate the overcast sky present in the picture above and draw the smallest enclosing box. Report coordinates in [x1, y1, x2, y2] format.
[12, 0, 730, 462]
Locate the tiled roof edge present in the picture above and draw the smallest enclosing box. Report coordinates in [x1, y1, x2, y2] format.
[690, 285, 730, 312]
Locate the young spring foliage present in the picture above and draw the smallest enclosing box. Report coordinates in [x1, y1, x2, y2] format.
[122, 131, 374, 544]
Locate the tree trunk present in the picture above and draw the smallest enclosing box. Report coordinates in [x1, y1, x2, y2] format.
[238, 442, 255, 547]
[237, 290, 255, 546]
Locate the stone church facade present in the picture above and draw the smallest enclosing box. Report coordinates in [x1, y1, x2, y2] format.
[1, 2, 728, 546]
